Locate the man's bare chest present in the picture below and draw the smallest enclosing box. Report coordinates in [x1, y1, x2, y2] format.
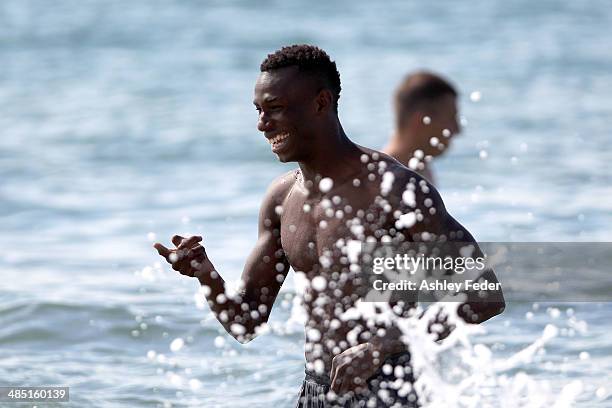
[278, 182, 383, 274]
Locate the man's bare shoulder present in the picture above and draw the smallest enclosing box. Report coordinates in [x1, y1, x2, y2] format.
[357, 145, 427, 190]
[389, 161, 429, 192]
[260, 169, 298, 216]
[266, 169, 298, 199]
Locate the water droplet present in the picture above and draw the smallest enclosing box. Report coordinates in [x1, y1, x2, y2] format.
[319, 255, 332, 268]
[170, 338, 184, 352]
[408, 158, 419, 170]
[307, 328, 321, 342]
[395, 212, 416, 229]
[189, 379, 202, 390]
[596, 387, 607, 399]
[312, 276, 327, 291]
[402, 190, 416, 207]
[547, 307, 561, 319]
[380, 171, 395, 196]
[319, 178, 333, 193]
[313, 359, 325, 374]
[422, 116, 431, 125]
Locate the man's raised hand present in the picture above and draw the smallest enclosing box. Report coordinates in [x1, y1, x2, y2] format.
[154, 235, 208, 278]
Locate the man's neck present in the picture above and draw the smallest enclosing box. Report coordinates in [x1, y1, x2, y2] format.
[297, 122, 362, 190]
[382, 131, 422, 167]
[383, 131, 435, 184]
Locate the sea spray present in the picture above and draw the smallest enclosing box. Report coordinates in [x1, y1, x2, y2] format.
[328, 300, 582, 407]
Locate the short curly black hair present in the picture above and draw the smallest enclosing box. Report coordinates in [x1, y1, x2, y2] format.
[260, 44, 341, 111]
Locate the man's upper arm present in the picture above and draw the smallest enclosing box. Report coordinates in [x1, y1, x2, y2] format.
[392, 171, 505, 320]
[239, 173, 293, 312]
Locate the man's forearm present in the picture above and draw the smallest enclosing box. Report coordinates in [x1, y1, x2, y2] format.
[457, 267, 506, 324]
[369, 325, 409, 362]
[194, 262, 267, 343]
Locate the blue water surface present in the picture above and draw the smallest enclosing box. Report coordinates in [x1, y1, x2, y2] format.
[1, 0, 611, 406]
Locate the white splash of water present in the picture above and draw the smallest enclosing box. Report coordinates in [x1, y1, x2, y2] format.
[304, 299, 582, 407]
[381, 171, 395, 196]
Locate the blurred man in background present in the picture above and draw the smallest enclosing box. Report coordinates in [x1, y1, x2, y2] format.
[382, 71, 461, 185]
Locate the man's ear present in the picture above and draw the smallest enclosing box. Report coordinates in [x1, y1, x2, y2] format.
[410, 110, 428, 130]
[315, 89, 334, 114]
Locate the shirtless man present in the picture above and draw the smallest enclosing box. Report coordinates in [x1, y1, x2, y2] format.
[154, 45, 504, 407]
[382, 72, 461, 185]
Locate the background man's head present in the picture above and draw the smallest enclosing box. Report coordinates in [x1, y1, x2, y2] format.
[254, 44, 341, 162]
[394, 71, 460, 157]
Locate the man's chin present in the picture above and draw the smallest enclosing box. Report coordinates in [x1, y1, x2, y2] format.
[273, 148, 298, 163]
[276, 153, 294, 163]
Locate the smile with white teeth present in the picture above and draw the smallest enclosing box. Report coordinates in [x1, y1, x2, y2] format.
[268, 132, 290, 151]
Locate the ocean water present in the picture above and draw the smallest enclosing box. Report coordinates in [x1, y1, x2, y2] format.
[1, 0, 611, 406]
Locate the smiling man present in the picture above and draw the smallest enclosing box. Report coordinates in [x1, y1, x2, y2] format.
[154, 45, 504, 407]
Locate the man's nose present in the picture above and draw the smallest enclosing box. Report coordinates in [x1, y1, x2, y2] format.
[453, 116, 461, 135]
[257, 112, 272, 132]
